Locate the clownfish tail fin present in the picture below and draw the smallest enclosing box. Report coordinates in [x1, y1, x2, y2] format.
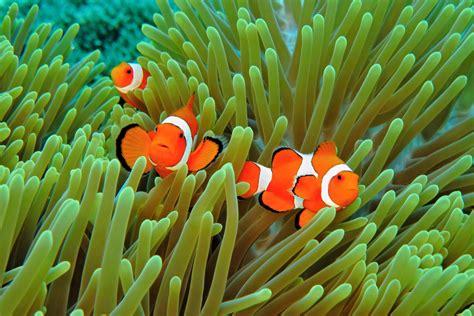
[237, 162, 272, 199]
[212, 135, 228, 148]
[116, 124, 153, 173]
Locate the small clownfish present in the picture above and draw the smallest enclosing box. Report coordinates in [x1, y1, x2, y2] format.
[237, 141, 359, 229]
[116, 94, 224, 177]
[111, 62, 150, 108]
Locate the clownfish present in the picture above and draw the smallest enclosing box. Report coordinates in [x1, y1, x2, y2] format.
[237, 141, 359, 228]
[111, 62, 150, 108]
[116, 94, 224, 177]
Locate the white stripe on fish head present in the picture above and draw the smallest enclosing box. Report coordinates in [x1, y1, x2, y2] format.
[116, 63, 143, 93]
[158, 116, 193, 171]
[321, 164, 352, 208]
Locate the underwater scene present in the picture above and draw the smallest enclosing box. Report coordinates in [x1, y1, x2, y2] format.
[0, 0, 473, 315]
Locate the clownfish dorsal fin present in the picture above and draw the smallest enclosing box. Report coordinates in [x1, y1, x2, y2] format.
[270, 147, 303, 192]
[271, 147, 301, 170]
[315, 141, 337, 156]
[185, 92, 196, 112]
[168, 93, 198, 137]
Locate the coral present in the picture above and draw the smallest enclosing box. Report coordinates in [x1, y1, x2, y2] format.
[0, 0, 157, 70]
[0, 1, 473, 315]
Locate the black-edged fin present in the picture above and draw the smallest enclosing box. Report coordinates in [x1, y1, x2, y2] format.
[295, 209, 315, 229]
[292, 175, 320, 200]
[116, 124, 153, 173]
[211, 135, 228, 149]
[270, 147, 303, 192]
[295, 209, 304, 229]
[271, 147, 301, 170]
[187, 136, 224, 171]
[258, 190, 295, 213]
[258, 192, 281, 213]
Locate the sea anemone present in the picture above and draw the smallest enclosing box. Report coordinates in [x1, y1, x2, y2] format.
[0, 1, 473, 315]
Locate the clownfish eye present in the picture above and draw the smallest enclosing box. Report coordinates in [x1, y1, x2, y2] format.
[126, 69, 132, 74]
[337, 175, 342, 180]
[179, 132, 184, 138]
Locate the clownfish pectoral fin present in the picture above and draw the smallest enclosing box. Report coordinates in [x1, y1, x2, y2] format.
[116, 124, 153, 173]
[295, 209, 316, 229]
[187, 136, 224, 172]
[315, 141, 337, 156]
[293, 175, 320, 200]
[258, 190, 295, 213]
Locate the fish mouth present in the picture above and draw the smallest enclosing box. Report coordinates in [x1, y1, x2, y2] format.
[157, 144, 169, 149]
[149, 156, 157, 166]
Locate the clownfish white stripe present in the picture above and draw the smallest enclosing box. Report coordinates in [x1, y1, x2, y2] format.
[296, 153, 318, 178]
[257, 165, 272, 193]
[162, 116, 193, 170]
[321, 164, 352, 208]
[116, 63, 143, 93]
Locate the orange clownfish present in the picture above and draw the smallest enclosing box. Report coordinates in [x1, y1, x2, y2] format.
[116, 94, 224, 177]
[111, 62, 150, 108]
[237, 142, 359, 229]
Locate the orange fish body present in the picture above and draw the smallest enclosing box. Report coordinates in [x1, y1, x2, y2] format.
[111, 62, 150, 108]
[237, 142, 359, 228]
[116, 94, 223, 177]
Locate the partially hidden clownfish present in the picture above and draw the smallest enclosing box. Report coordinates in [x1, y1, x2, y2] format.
[237, 142, 359, 229]
[111, 62, 150, 108]
[116, 94, 224, 177]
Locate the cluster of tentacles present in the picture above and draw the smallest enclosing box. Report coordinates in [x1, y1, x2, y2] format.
[0, 1, 472, 315]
